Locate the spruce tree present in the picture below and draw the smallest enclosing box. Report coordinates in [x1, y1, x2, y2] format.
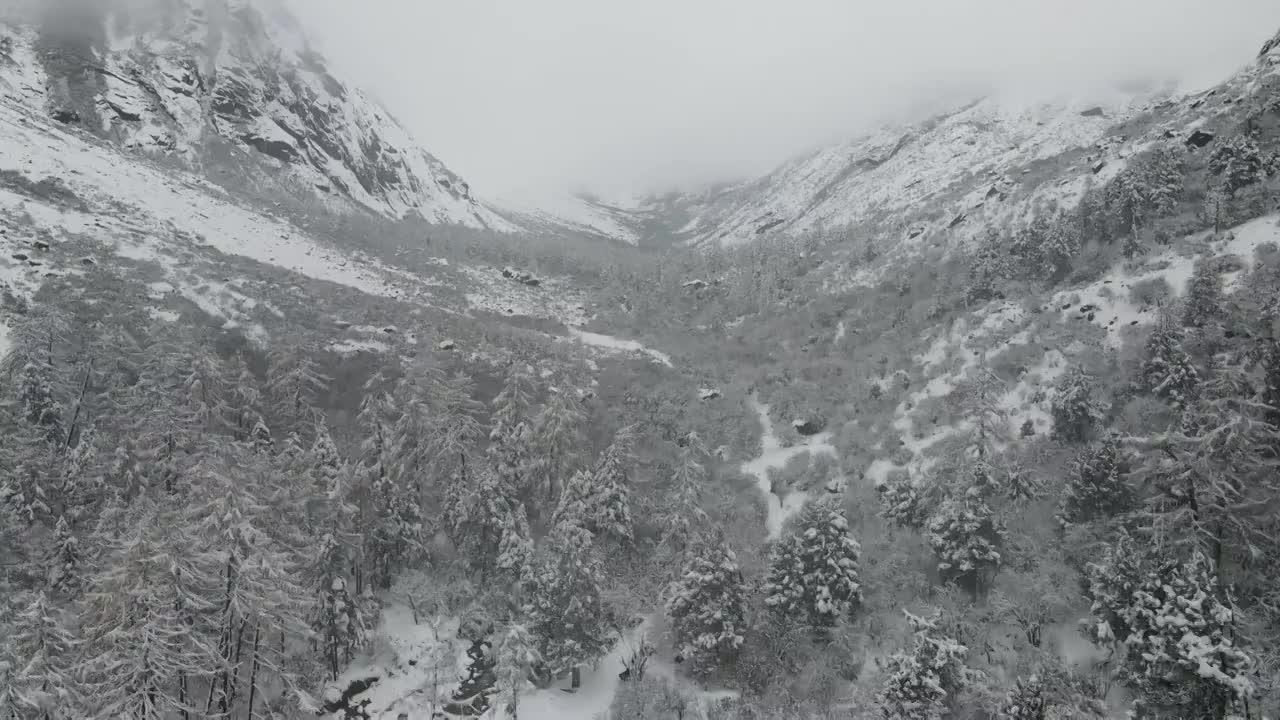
[1085, 536, 1254, 718]
[994, 674, 1047, 720]
[876, 471, 934, 530]
[488, 367, 535, 499]
[523, 520, 614, 685]
[657, 432, 711, 555]
[1182, 259, 1224, 329]
[762, 497, 863, 628]
[1208, 134, 1264, 195]
[530, 388, 587, 502]
[926, 494, 1004, 597]
[265, 346, 329, 437]
[665, 536, 747, 671]
[1050, 367, 1102, 444]
[1058, 436, 1133, 526]
[1134, 362, 1280, 569]
[78, 500, 224, 718]
[492, 623, 541, 720]
[8, 590, 78, 717]
[877, 610, 975, 720]
[1140, 313, 1199, 409]
[307, 532, 366, 682]
[45, 515, 80, 596]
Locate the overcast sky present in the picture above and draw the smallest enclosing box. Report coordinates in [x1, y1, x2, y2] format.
[286, 1, 1278, 201]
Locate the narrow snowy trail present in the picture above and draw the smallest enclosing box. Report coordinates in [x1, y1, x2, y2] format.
[740, 394, 840, 539]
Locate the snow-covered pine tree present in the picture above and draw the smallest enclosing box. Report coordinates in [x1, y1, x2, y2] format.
[657, 431, 711, 555]
[355, 377, 400, 591]
[454, 465, 530, 582]
[1085, 535, 1254, 719]
[529, 387, 587, 503]
[432, 372, 486, 528]
[307, 531, 367, 682]
[1209, 134, 1265, 195]
[495, 501, 534, 581]
[78, 500, 224, 718]
[1058, 436, 1133, 526]
[1133, 361, 1280, 570]
[926, 493, 1005, 597]
[1050, 367, 1102, 444]
[492, 622, 541, 720]
[7, 590, 78, 717]
[224, 353, 263, 441]
[265, 345, 330, 438]
[13, 357, 64, 444]
[523, 520, 614, 686]
[994, 674, 1047, 720]
[762, 497, 863, 629]
[1133, 144, 1184, 216]
[358, 378, 425, 590]
[1139, 312, 1200, 409]
[189, 452, 310, 717]
[585, 428, 637, 542]
[488, 367, 536, 500]
[1182, 259, 1225, 329]
[877, 610, 975, 720]
[964, 237, 1010, 304]
[45, 514, 80, 596]
[664, 536, 747, 672]
[181, 348, 229, 435]
[876, 471, 934, 530]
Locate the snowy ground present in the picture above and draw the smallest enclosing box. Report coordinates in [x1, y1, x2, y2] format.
[566, 328, 674, 368]
[0, 96, 622, 346]
[741, 394, 840, 539]
[331, 602, 664, 720]
[1048, 215, 1280, 347]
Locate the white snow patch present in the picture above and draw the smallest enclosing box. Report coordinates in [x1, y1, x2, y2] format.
[741, 394, 840, 539]
[328, 338, 391, 355]
[323, 604, 465, 720]
[567, 328, 673, 368]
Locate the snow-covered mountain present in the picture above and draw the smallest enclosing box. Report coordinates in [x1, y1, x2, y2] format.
[586, 26, 1280, 250]
[0, 0, 514, 230]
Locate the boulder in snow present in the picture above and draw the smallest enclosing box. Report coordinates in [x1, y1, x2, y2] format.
[1186, 130, 1215, 149]
[792, 417, 826, 436]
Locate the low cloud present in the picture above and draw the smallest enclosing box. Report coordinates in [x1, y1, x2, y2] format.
[288, 0, 1278, 199]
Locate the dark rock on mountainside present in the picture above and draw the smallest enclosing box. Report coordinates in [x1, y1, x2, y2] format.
[0, 0, 509, 229]
[1186, 130, 1216, 148]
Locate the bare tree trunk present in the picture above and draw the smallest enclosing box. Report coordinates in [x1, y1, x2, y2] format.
[63, 360, 92, 451]
[246, 622, 262, 720]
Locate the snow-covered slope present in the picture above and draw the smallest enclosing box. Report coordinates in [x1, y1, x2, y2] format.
[632, 29, 1280, 251]
[492, 192, 648, 245]
[670, 93, 1163, 248]
[0, 0, 513, 230]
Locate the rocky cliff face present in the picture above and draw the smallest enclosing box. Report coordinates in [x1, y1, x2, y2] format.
[0, 0, 514, 230]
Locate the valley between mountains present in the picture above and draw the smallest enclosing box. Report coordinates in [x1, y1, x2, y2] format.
[2, 2, 1280, 719]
